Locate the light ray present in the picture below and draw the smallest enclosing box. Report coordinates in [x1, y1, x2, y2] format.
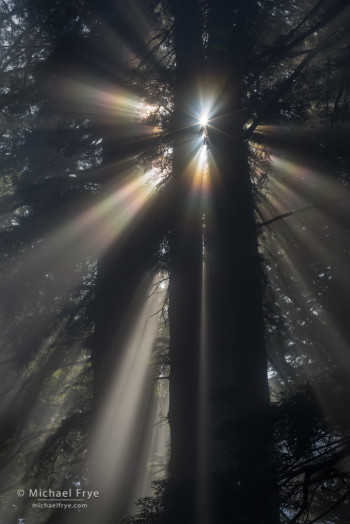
[86, 277, 168, 523]
[259, 152, 350, 427]
[0, 165, 158, 521]
[197, 256, 210, 524]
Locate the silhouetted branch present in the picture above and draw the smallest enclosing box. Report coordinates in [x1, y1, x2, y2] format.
[290, 470, 311, 523]
[147, 277, 169, 298]
[247, 28, 344, 137]
[281, 443, 350, 484]
[256, 196, 350, 229]
[308, 489, 350, 523]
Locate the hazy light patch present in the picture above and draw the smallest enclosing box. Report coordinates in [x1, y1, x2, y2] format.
[142, 166, 167, 190]
[62, 79, 139, 120]
[59, 79, 161, 139]
[198, 144, 208, 172]
[23, 339, 86, 432]
[70, 173, 154, 254]
[140, 378, 169, 494]
[269, 238, 350, 418]
[197, 257, 210, 524]
[260, 156, 350, 425]
[1, 340, 89, 524]
[0, 168, 156, 414]
[191, 144, 209, 193]
[136, 101, 158, 121]
[86, 278, 168, 523]
[267, 176, 309, 215]
[270, 153, 347, 206]
[178, 143, 211, 231]
[2, 169, 154, 288]
[262, 173, 350, 285]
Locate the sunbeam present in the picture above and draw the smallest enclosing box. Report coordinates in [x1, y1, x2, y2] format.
[258, 150, 350, 427]
[197, 256, 210, 524]
[86, 276, 168, 523]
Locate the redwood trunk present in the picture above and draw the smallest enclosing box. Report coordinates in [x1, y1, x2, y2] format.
[167, 0, 203, 515]
[206, 1, 280, 522]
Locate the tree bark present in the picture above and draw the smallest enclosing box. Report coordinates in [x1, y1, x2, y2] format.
[205, 1, 280, 522]
[167, 0, 204, 516]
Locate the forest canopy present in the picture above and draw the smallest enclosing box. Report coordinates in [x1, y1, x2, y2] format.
[0, 1, 350, 523]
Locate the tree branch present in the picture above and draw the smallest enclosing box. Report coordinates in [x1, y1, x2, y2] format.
[308, 489, 350, 523]
[256, 196, 350, 229]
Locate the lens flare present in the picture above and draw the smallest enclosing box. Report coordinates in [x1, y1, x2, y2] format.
[199, 112, 209, 127]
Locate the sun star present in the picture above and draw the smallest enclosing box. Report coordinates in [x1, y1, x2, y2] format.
[199, 111, 209, 127]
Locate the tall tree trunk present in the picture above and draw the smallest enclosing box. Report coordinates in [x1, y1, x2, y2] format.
[87, 114, 167, 524]
[167, 0, 204, 518]
[205, 1, 280, 522]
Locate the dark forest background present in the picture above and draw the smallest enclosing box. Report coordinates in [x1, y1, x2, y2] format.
[1, 1, 350, 523]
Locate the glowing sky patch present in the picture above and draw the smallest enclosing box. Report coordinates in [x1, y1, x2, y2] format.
[136, 101, 158, 120]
